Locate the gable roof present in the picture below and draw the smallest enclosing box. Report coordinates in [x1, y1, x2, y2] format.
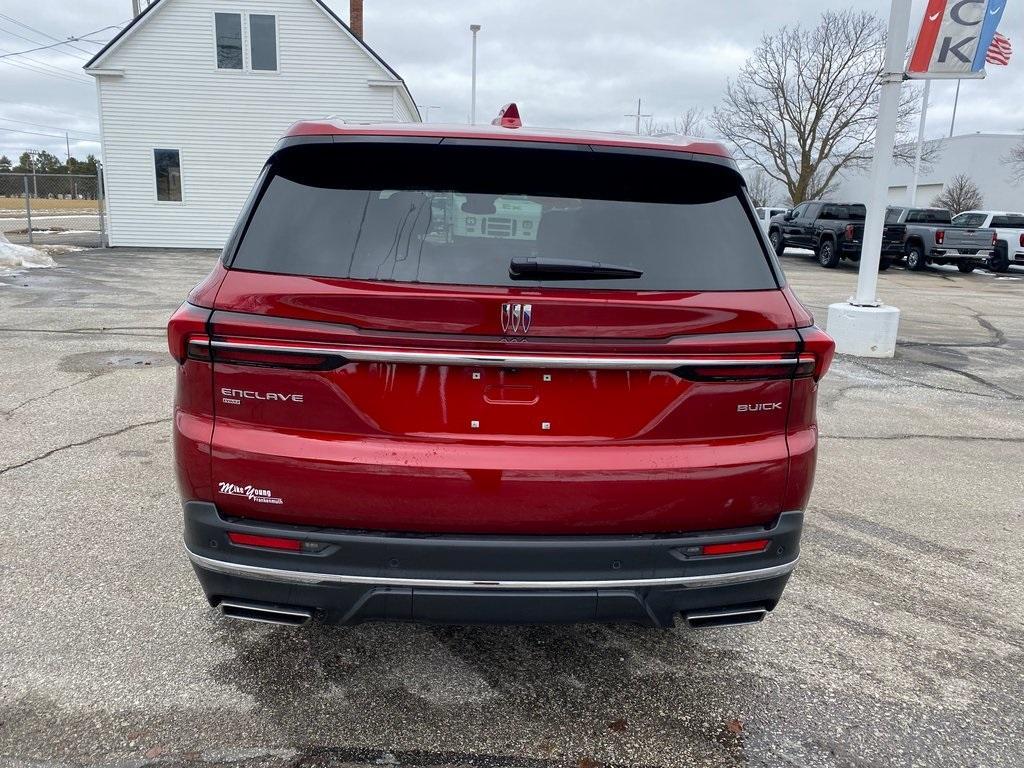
[84, 0, 419, 120]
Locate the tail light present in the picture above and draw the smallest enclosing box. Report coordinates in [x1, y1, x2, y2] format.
[197, 342, 340, 371]
[844, 224, 855, 241]
[798, 326, 835, 381]
[680, 357, 814, 382]
[702, 539, 770, 556]
[935, 230, 944, 245]
[227, 532, 328, 553]
[1019, 233, 1023, 248]
[228, 532, 302, 551]
[167, 302, 211, 364]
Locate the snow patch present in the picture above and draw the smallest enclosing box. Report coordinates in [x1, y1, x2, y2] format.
[0, 232, 55, 276]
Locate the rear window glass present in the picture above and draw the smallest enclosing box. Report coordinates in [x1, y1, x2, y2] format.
[820, 204, 865, 220]
[231, 143, 778, 291]
[991, 214, 1024, 228]
[907, 209, 952, 224]
[952, 213, 987, 227]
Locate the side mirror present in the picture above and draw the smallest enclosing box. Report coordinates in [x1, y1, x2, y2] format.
[784, 209, 794, 221]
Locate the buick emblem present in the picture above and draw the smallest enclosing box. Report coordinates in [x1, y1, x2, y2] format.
[501, 303, 532, 334]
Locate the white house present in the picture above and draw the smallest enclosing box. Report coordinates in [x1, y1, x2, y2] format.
[85, 0, 419, 248]
[832, 133, 1024, 211]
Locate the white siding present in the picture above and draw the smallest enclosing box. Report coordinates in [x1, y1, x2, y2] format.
[92, 0, 417, 248]
[833, 134, 1024, 211]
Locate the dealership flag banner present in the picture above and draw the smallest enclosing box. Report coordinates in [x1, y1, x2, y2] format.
[908, 0, 1009, 78]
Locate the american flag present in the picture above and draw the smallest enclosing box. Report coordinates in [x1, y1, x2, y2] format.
[987, 32, 1012, 66]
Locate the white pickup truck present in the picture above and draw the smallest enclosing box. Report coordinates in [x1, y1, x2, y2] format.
[951, 210, 1024, 272]
[754, 205, 789, 232]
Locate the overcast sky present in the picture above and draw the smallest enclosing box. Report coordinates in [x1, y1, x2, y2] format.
[1, 0, 1021, 163]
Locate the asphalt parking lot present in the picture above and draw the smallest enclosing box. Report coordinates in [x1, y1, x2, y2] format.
[1, 249, 1022, 768]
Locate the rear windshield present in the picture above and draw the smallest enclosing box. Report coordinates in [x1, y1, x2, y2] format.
[952, 213, 987, 227]
[230, 143, 778, 291]
[820, 204, 865, 220]
[907, 209, 952, 224]
[991, 214, 1024, 228]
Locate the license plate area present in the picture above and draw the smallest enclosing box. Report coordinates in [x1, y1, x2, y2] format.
[456, 366, 679, 438]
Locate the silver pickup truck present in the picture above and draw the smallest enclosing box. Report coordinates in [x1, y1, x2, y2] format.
[882, 206, 997, 273]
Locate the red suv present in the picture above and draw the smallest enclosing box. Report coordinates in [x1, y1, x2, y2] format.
[168, 116, 833, 629]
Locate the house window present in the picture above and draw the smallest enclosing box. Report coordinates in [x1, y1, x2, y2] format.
[154, 149, 182, 202]
[249, 14, 277, 71]
[215, 12, 243, 69]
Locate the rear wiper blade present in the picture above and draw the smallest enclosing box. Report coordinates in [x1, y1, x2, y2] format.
[509, 257, 643, 280]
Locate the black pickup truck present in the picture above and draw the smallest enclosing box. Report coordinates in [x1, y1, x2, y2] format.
[767, 201, 890, 270]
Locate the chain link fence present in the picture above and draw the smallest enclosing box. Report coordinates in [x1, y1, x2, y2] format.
[0, 169, 106, 248]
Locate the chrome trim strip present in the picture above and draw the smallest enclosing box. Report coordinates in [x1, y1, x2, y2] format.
[219, 600, 312, 620]
[198, 339, 800, 371]
[186, 548, 798, 590]
[685, 607, 768, 622]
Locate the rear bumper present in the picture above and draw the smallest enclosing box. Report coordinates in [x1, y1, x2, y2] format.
[927, 248, 994, 259]
[183, 501, 803, 627]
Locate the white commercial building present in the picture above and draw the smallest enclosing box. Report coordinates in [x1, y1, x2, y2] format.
[832, 133, 1024, 211]
[86, 0, 418, 248]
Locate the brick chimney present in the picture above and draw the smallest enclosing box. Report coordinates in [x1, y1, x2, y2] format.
[349, 0, 363, 39]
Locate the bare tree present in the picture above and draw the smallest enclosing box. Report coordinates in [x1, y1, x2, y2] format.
[711, 9, 926, 204]
[1006, 140, 1024, 183]
[745, 169, 780, 207]
[930, 174, 983, 214]
[641, 107, 707, 137]
[674, 107, 707, 137]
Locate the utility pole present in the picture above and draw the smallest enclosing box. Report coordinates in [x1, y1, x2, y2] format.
[27, 150, 38, 197]
[469, 24, 481, 124]
[66, 131, 76, 199]
[624, 98, 652, 135]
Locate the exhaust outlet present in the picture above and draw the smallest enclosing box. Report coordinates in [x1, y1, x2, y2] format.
[685, 607, 767, 629]
[219, 600, 312, 626]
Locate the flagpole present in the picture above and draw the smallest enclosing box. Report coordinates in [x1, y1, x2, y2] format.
[909, 79, 930, 205]
[949, 80, 960, 138]
[825, 0, 909, 358]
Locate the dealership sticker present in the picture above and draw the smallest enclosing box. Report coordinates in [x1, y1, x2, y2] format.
[218, 482, 284, 505]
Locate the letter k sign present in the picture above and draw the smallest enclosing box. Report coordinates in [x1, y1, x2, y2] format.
[939, 34, 976, 63]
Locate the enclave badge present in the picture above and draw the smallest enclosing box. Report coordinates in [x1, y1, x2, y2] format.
[501, 303, 532, 334]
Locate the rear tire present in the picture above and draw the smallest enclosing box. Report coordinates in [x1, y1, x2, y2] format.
[905, 244, 927, 271]
[769, 229, 784, 257]
[878, 257, 893, 272]
[817, 238, 840, 268]
[956, 262, 976, 274]
[988, 242, 1010, 273]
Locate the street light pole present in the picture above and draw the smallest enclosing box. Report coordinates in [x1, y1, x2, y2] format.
[470, 24, 481, 124]
[949, 80, 961, 137]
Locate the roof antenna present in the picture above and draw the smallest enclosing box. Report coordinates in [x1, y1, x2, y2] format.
[492, 103, 522, 129]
